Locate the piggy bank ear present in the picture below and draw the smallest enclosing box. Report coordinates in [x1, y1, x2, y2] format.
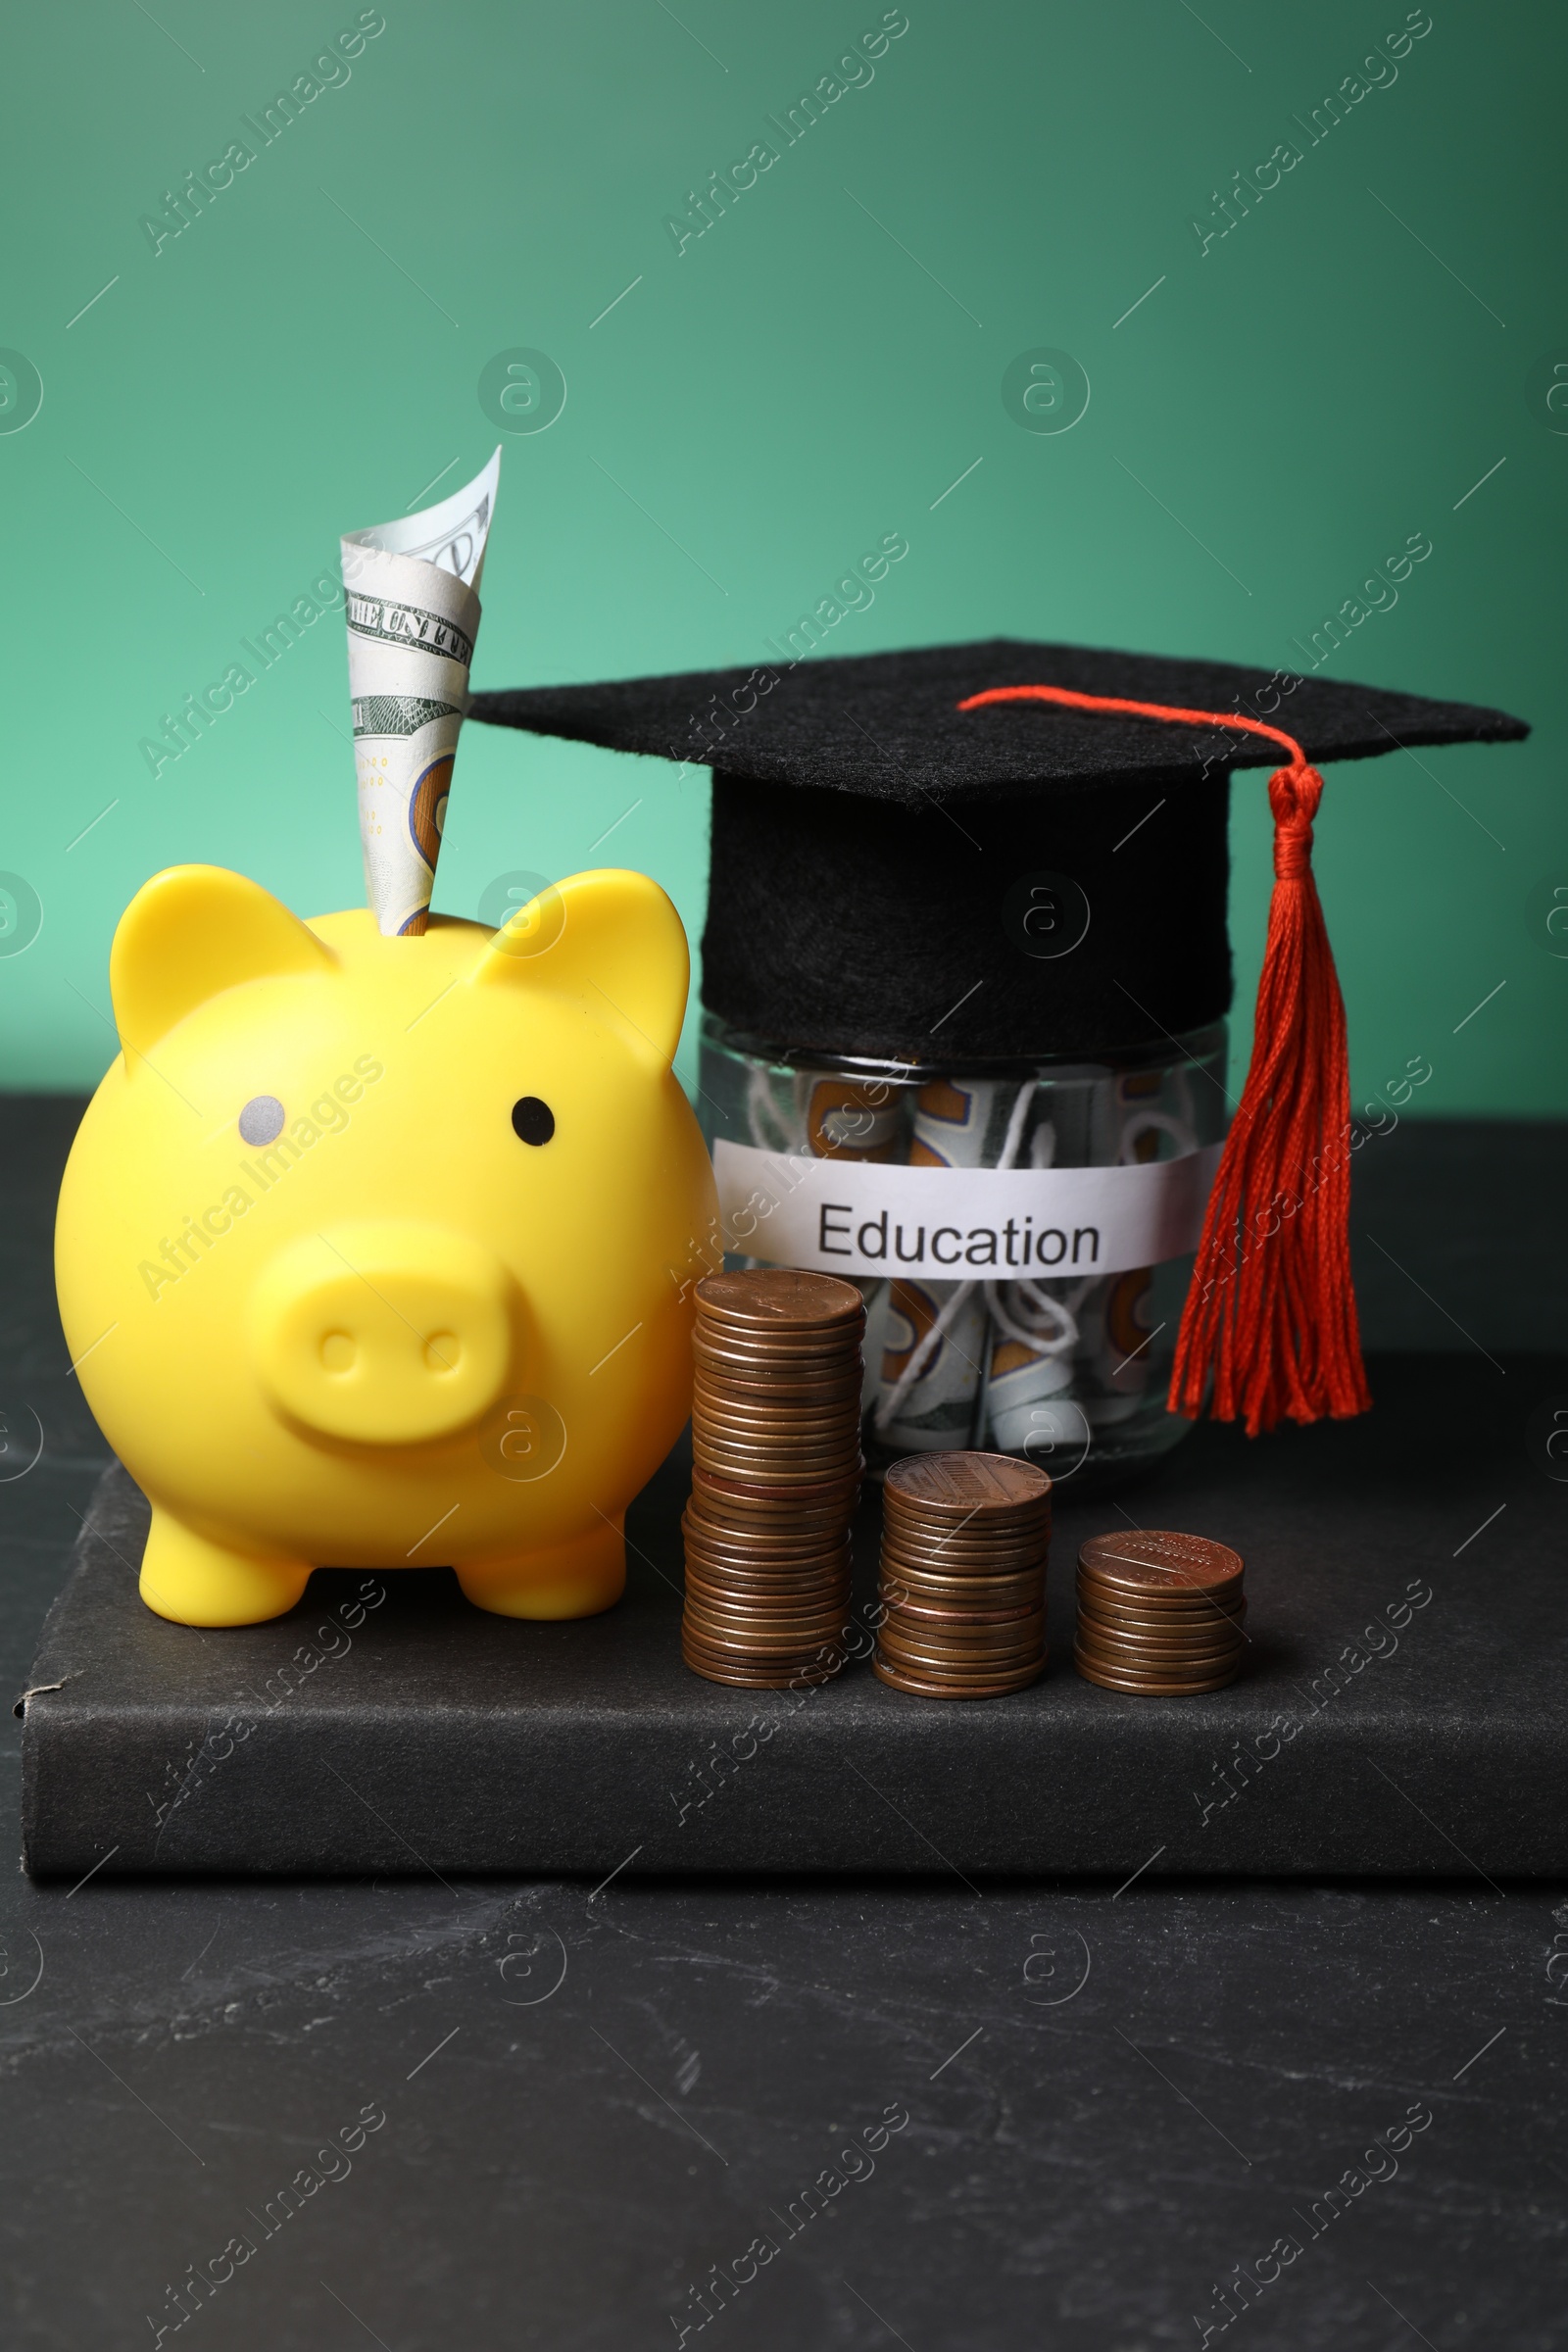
[111, 865, 336, 1065]
[469, 867, 690, 1066]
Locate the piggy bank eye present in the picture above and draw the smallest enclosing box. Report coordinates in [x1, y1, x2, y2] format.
[511, 1096, 555, 1148]
[239, 1096, 286, 1146]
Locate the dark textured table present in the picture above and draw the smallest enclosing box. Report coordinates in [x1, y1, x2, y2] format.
[3, 1099, 1567, 2348]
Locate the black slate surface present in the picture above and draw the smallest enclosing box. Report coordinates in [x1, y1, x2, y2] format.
[21, 1346, 1568, 1879]
[3, 1100, 1567, 2349]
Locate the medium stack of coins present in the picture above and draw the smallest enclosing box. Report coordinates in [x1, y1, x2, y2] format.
[873, 1452, 1051, 1699]
[681, 1270, 866, 1689]
[1074, 1530, 1246, 1693]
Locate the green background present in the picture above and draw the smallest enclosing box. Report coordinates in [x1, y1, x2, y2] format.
[2, 0, 1562, 1111]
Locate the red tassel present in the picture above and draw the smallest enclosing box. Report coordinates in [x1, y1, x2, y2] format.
[956, 683, 1370, 1435]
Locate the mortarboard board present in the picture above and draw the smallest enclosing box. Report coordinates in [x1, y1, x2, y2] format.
[470, 638, 1528, 1436]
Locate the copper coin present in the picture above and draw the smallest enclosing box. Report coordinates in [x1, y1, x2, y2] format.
[693, 1449, 864, 1486]
[694, 1426, 864, 1459]
[877, 1640, 1045, 1678]
[1075, 1630, 1242, 1674]
[686, 1495, 859, 1533]
[1076, 1579, 1245, 1623]
[1076, 1577, 1244, 1615]
[692, 1358, 862, 1393]
[685, 1520, 850, 1551]
[875, 1641, 1046, 1679]
[883, 1495, 1053, 1533]
[1073, 1649, 1241, 1694]
[685, 1582, 850, 1614]
[879, 1571, 1045, 1608]
[683, 1533, 851, 1573]
[885, 1595, 1045, 1628]
[683, 1537, 851, 1572]
[1073, 1637, 1241, 1679]
[684, 1631, 850, 1666]
[683, 1600, 847, 1639]
[696, 1418, 862, 1446]
[681, 1627, 847, 1668]
[873, 1655, 1044, 1700]
[684, 1564, 850, 1602]
[881, 1593, 1044, 1628]
[879, 1646, 1048, 1684]
[883, 1552, 1044, 1590]
[682, 1609, 848, 1644]
[1076, 1602, 1243, 1647]
[683, 1621, 848, 1657]
[692, 1474, 858, 1503]
[684, 1507, 850, 1544]
[1075, 1609, 1243, 1642]
[885, 1525, 1049, 1561]
[696, 1378, 860, 1407]
[685, 1502, 851, 1537]
[879, 1605, 1045, 1644]
[684, 1602, 850, 1635]
[683, 1667, 844, 1693]
[696, 1445, 861, 1473]
[691, 1509, 855, 1543]
[695, 1464, 861, 1501]
[689, 1494, 858, 1527]
[877, 1640, 1045, 1673]
[696, 1269, 864, 1325]
[1077, 1530, 1243, 1597]
[881, 1549, 1046, 1579]
[696, 1336, 864, 1373]
[694, 1399, 861, 1435]
[693, 1339, 862, 1372]
[1075, 1623, 1243, 1657]
[883, 1514, 1053, 1552]
[700, 1406, 862, 1433]
[885, 1451, 1052, 1514]
[691, 1519, 855, 1548]
[877, 1627, 1045, 1672]
[684, 1606, 849, 1642]
[880, 1517, 1048, 1553]
[684, 1572, 850, 1611]
[694, 1363, 864, 1397]
[882, 1588, 1044, 1621]
[881, 1538, 1048, 1571]
[694, 1425, 863, 1455]
[697, 1366, 861, 1394]
[883, 1505, 1049, 1542]
[683, 1651, 842, 1689]
[881, 1538, 1048, 1576]
[1076, 1565, 1244, 1611]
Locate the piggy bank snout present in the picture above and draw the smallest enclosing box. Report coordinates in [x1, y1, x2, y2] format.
[250, 1224, 514, 1446]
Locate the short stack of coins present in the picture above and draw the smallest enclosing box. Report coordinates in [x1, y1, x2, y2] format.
[1074, 1530, 1246, 1693]
[681, 1269, 866, 1689]
[874, 1451, 1051, 1700]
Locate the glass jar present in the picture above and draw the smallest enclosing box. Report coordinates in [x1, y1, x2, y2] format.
[697, 1013, 1229, 1494]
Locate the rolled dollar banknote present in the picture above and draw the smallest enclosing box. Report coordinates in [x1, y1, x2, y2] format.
[341, 448, 502, 935]
[874, 1077, 1028, 1454]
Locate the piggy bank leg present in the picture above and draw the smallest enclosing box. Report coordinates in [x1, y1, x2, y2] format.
[457, 1517, 626, 1620]
[140, 1508, 312, 1627]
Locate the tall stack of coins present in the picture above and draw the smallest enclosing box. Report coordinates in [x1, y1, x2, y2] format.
[681, 1270, 865, 1689]
[873, 1452, 1051, 1699]
[1074, 1530, 1246, 1693]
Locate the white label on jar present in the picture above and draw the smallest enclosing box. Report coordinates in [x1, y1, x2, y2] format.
[712, 1140, 1224, 1278]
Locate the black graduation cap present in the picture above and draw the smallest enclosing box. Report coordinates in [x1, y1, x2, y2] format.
[470, 638, 1527, 1435]
[469, 638, 1526, 1065]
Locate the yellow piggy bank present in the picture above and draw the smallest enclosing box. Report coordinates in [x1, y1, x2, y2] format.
[55, 863, 716, 1627]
